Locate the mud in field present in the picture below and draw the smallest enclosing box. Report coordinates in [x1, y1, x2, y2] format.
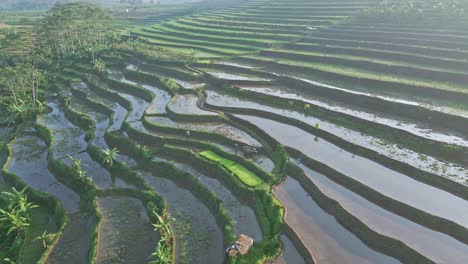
[146, 116, 261, 146]
[96, 196, 158, 264]
[62, 152, 112, 189]
[37, 100, 88, 159]
[161, 159, 263, 242]
[268, 234, 306, 264]
[142, 172, 224, 264]
[45, 212, 93, 264]
[8, 134, 81, 213]
[118, 93, 149, 123]
[168, 94, 217, 116]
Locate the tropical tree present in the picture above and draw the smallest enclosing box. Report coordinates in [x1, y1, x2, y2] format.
[102, 148, 119, 168]
[0, 187, 37, 254]
[0, 63, 47, 123]
[35, 2, 114, 64]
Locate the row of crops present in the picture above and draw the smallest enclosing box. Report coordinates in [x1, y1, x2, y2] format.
[1, 0, 468, 263]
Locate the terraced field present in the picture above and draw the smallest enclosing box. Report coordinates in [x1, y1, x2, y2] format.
[2, 0, 468, 263]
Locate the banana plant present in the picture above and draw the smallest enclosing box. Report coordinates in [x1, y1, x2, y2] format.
[102, 148, 119, 168]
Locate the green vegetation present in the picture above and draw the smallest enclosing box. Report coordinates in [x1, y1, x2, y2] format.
[102, 148, 119, 168]
[2, 0, 468, 263]
[0, 187, 38, 260]
[149, 210, 173, 264]
[359, 0, 466, 22]
[200, 150, 264, 187]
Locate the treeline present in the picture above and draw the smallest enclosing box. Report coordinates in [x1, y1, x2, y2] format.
[0, 2, 123, 124]
[358, 0, 466, 22]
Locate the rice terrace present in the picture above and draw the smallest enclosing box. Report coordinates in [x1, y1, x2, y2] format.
[1, 0, 468, 263]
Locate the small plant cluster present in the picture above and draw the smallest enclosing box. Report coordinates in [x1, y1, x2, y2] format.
[68, 155, 93, 185]
[102, 148, 119, 168]
[149, 211, 174, 264]
[0, 187, 38, 259]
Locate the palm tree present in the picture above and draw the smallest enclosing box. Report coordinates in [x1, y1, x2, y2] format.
[102, 148, 119, 168]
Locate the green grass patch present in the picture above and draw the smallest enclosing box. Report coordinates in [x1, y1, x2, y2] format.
[200, 150, 264, 187]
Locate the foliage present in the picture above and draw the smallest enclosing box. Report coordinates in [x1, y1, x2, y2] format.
[92, 59, 107, 74]
[149, 210, 173, 264]
[0, 64, 47, 124]
[200, 150, 264, 187]
[35, 231, 55, 249]
[358, 0, 465, 22]
[0, 187, 38, 257]
[34, 2, 115, 64]
[102, 148, 119, 168]
[117, 41, 195, 63]
[67, 155, 93, 185]
[185, 49, 199, 65]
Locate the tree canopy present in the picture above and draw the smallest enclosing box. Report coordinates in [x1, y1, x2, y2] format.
[358, 0, 465, 22]
[35, 2, 113, 61]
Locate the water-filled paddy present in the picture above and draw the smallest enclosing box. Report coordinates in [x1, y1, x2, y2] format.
[274, 176, 399, 264]
[240, 115, 468, 227]
[142, 171, 224, 264]
[96, 196, 158, 264]
[168, 94, 217, 116]
[294, 160, 468, 263]
[206, 90, 468, 183]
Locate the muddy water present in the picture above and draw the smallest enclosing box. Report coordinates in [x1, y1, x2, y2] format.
[129, 121, 253, 158]
[242, 86, 468, 146]
[142, 172, 224, 264]
[174, 79, 205, 90]
[238, 115, 468, 229]
[269, 234, 306, 264]
[116, 77, 172, 115]
[45, 213, 93, 264]
[294, 160, 468, 263]
[158, 158, 263, 241]
[8, 134, 92, 264]
[130, 120, 273, 171]
[274, 177, 399, 264]
[115, 154, 138, 168]
[73, 82, 128, 132]
[206, 90, 468, 184]
[71, 99, 110, 149]
[294, 77, 468, 118]
[125, 65, 204, 90]
[250, 154, 275, 173]
[96, 196, 158, 264]
[61, 152, 112, 189]
[201, 69, 269, 81]
[37, 100, 88, 159]
[146, 116, 261, 146]
[118, 93, 149, 122]
[215, 61, 255, 69]
[8, 134, 81, 213]
[168, 94, 217, 116]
